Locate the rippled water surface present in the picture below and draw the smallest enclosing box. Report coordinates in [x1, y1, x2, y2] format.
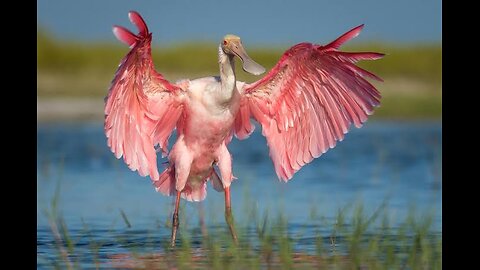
[37, 120, 441, 268]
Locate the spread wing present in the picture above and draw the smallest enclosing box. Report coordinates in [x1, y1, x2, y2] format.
[104, 11, 186, 180]
[234, 25, 384, 181]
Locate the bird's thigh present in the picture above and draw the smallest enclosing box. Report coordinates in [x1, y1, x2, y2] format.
[216, 146, 233, 187]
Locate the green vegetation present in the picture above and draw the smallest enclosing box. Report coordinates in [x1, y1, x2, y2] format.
[37, 29, 441, 119]
[40, 190, 441, 269]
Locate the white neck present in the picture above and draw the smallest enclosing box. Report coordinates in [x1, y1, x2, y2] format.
[218, 45, 237, 102]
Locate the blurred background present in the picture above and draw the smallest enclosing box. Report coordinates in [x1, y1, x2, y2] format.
[37, 0, 441, 121]
[37, 0, 441, 268]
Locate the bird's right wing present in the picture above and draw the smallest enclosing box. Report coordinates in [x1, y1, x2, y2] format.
[105, 11, 187, 180]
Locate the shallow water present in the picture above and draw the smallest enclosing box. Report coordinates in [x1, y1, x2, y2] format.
[37, 120, 441, 268]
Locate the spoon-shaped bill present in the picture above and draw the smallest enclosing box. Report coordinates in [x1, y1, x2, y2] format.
[231, 43, 266, 75]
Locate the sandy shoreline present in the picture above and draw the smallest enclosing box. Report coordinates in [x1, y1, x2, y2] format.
[37, 94, 441, 122]
[37, 98, 105, 122]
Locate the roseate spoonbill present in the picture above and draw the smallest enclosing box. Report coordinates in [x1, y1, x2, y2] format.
[104, 11, 384, 247]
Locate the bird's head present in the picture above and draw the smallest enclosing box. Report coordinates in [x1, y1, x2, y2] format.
[221, 34, 265, 75]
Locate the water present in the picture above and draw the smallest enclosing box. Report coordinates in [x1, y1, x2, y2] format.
[37, 120, 441, 268]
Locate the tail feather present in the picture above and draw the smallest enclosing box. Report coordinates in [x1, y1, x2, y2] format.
[153, 166, 176, 196]
[182, 183, 207, 202]
[153, 166, 225, 202]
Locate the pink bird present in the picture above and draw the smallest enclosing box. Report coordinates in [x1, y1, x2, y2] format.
[105, 11, 383, 247]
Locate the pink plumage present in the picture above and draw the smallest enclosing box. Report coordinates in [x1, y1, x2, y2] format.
[105, 11, 383, 201]
[105, 11, 383, 246]
[105, 11, 185, 183]
[236, 35, 384, 181]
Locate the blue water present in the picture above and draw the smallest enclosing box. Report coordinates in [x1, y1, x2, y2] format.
[37, 120, 441, 268]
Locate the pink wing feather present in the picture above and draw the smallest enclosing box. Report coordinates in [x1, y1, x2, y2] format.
[105, 11, 186, 180]
[235, 25, 384, 181]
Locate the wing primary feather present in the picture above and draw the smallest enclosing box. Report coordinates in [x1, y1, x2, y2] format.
[113, 26, 138, 47]
[128, 11, 149, 37]
[322, 24, 364, 51]
[105, 11, 184, 181]
[236, 24, 383, 181]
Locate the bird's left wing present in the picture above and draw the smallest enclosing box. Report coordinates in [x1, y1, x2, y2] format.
[234, 25, 384, 181]
[105, 11, 187, 180]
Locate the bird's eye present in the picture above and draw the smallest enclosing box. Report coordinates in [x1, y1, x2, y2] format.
[223, 40, 228, 45]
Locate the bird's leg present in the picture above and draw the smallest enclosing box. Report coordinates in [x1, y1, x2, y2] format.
[170, 191, 181, 247]
[225, 186, 238, 244]
[216, 144, 237, 243]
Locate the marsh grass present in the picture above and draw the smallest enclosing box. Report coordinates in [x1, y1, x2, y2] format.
[37, 30, 441, 81]
[39, 178, 441, 269]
